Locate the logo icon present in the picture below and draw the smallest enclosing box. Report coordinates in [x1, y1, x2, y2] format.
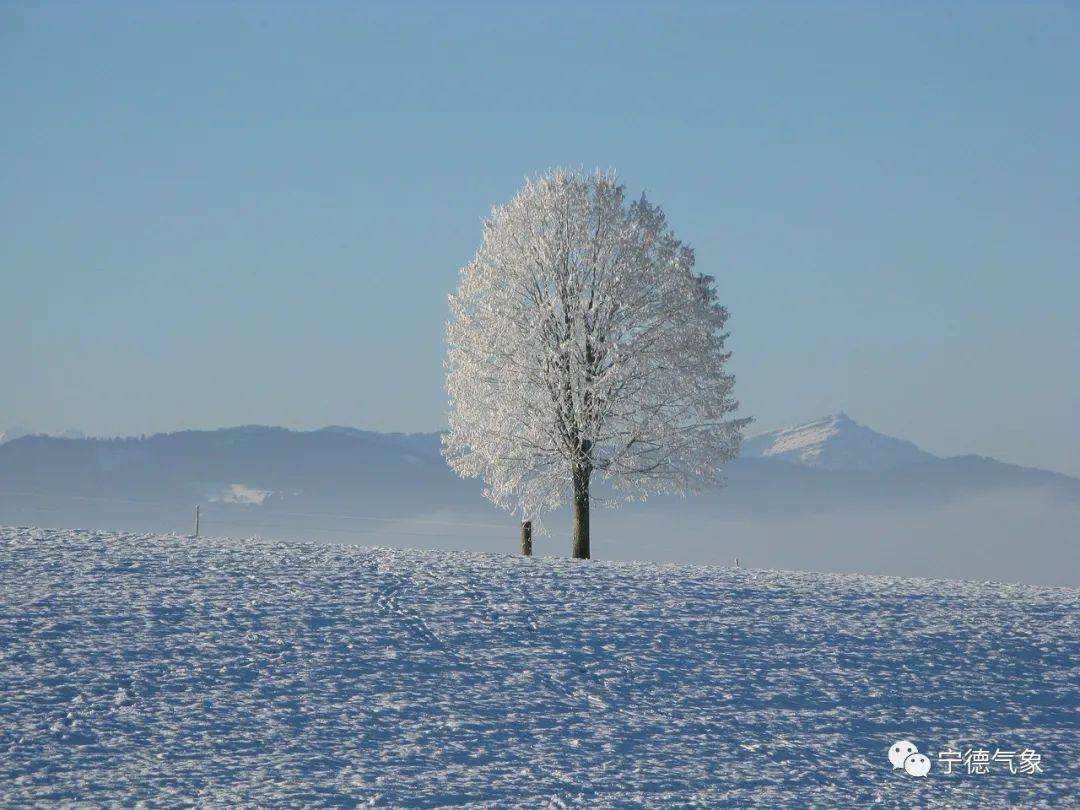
[904, 753, 931, 777]
[889, 740, 930, 777]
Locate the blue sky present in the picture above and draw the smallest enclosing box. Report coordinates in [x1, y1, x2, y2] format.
[2, 1, 1078, 475]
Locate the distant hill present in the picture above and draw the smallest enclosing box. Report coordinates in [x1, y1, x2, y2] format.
[0, 426, 31, 445]
[0, 426, 83, 444]
[1, 418, 1077, 584]
[741, 412, 937, 471]
[0, 424, 474, 517]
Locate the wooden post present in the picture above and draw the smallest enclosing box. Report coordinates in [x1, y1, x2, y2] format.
[195, 505, 200, 538]
[520, 520, 532, 556]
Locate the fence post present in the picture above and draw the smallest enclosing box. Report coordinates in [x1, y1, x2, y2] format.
[195, 505, 200, 538]
[520, 520, 532, 556]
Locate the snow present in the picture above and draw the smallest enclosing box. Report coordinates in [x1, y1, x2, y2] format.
[207, 483, 275, 505]
[741, 413, 937, 471]
[2, 526, 1076, 807]
[758, 414, 849, 463]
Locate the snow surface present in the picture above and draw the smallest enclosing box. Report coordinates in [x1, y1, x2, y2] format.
[1, 527, 1076, 807]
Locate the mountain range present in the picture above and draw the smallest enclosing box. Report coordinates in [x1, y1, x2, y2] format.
[1, 415, 1076, 585]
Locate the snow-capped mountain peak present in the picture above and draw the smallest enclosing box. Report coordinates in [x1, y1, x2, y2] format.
[740, 413, 937, 471]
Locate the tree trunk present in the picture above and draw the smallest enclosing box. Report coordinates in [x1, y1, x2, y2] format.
[572, 463, 591, 559]
[520, 520, 532, 557]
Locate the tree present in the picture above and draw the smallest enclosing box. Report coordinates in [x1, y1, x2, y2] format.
[443, 169, 750, 559]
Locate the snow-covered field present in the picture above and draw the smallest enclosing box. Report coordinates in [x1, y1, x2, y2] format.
[1, 527, 1076, 807]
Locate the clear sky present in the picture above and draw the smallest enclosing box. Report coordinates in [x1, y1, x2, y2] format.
[2, 1, 1078, 476]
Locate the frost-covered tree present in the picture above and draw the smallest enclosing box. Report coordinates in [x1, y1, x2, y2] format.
[444, 170, 749, 559]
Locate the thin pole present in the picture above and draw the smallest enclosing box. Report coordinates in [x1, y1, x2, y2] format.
[195, 505, 200, 538]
